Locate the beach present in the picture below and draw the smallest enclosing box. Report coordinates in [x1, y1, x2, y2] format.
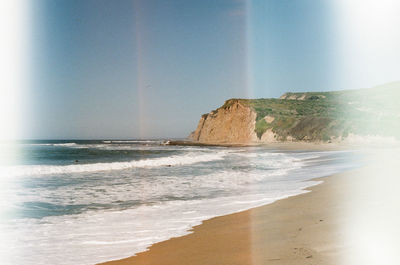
[99, 172, 347, 265]
[5, 141, 394, 265]
[100, 149, 400, 265]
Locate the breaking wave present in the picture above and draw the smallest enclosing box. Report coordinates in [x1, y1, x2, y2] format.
[1, 152, 227, 177]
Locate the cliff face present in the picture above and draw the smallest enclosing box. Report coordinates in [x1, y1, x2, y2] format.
[189, 100, 258, 144]
[189, 82, 400, 144]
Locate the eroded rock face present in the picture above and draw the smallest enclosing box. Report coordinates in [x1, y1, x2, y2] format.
[263, 115, 275, 123]
[189, 101, 258, 144]
[260, 129, 277, 142]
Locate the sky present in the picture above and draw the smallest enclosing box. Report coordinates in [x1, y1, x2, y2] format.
[10, 0, 400, 139]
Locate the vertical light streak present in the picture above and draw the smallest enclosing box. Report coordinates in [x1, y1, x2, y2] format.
[244, 0, 254, 99]
[132, 1, 149, 139]
[0, 1, 29, 263]
[0, 0, 29, 141]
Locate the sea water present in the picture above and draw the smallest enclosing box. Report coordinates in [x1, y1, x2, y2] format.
[0, 140, 358, 265]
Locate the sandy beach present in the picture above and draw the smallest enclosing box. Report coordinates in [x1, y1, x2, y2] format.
[100, 148, 400, 265]
[99, 174, 344, 265]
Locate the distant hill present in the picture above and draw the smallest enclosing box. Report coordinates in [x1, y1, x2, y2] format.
[189, 82, 400, 144]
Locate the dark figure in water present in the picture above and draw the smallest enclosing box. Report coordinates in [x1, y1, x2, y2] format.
[75, 160, 79, 163]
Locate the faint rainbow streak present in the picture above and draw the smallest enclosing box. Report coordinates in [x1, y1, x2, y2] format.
[132, 0, 148, 139]
[244, 0, 254, 100]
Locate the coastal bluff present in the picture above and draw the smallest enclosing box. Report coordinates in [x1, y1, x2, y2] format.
[188, 82, 400, 145]
[189, 100, 258, 144]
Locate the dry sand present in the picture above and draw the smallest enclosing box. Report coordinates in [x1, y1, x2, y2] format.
[100, 148, 400, 265]
[98, 171, 348, 265]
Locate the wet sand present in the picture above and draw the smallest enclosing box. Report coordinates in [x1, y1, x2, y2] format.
[100, 149, 400, 265]
[99, 171, 352, 264]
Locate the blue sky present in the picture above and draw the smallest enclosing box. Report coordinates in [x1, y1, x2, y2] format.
[26, 0, 400, 139]
[248, 0, 336, 96]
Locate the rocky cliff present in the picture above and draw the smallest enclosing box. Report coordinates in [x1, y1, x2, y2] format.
[189, 82, 400, 144]
[189, 100, 258, 144]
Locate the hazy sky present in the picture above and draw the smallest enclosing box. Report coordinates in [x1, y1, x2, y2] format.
[25, 0, 400, 139]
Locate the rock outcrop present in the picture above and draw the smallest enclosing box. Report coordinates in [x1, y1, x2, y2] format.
[189, 100, 258, 144]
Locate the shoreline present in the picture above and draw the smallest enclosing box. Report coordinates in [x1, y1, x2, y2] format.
[99, 147, 400, 265]
[99, 169, 356, 265]
[167, 140, 352, 151]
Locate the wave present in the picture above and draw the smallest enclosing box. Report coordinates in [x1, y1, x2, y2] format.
[1, 152, 227, 177]
[2, 149, 357, 265]
[23, 143, 78, 147]
[22, 143, 53, 146]
[102, 140, 161, 144]
[52, 143, 78, 147]
[6, 181, 322, 265]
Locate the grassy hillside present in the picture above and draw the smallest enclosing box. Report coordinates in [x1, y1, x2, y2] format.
[220, 82, 400, 141]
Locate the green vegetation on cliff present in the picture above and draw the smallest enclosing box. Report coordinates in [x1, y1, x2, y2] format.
[220, 82, 400, 141]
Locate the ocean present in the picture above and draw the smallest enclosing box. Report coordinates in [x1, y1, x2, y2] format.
[0, 140, 358, 265]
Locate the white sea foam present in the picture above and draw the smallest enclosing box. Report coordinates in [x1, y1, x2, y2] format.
[13, 164, 302, 207]
[2, 180, 322, 265]
[24, 143, 53, 146]
[104, 140, 161, 144]
[1, 151, 228, 177]
[52, 143, 78, 147]
[24, 143, 78, 147]
[0, 147, 357, 265]
[6, 151, 348, 210]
